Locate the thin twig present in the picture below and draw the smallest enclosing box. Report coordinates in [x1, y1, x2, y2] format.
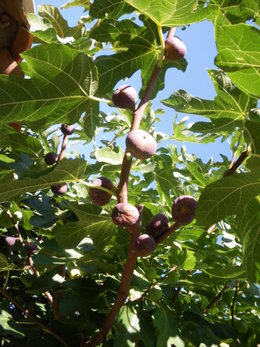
[231, 280, 239, 326]
[224, 150, 248, 177]
[0, 287, 69, 347]
[203, 284, 228, 313]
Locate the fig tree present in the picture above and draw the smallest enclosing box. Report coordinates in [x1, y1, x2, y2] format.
[61, 124, 75, 136]
[146, 213, 170, 239]
[112, 85, 138, 109]
[134, 233, 156, 257]
[24, 242, 38, 255]
[51, 183, 68, 195]
[165, 36, 186, 61]
[89, 177, 115, 206]
[126, 129, 157, 160]
[171, 195, 197, 225]
[112, 203, 139, 228]
[44, 152, 58, 166]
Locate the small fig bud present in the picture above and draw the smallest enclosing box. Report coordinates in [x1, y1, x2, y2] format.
[134, 234, 156, 257]
[5, 236, 16, 247]
[112, 85, 138, 109]
[146, 213, 170, 239]
[51, 183, 68, 195]
[112, 203, 139, 228]
[165, 36, 186, 61]
[126, 129, 157, 160]
[171, 195, 197, 226]
[89, 177, 115, 206]
[24, 242, 38, 255]
[61, 124, 75, 136]
[44, 152, 59, 165]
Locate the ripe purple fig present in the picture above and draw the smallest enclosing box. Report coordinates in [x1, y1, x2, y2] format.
[5, 236, 16, 247]
[44, 152, 59, 166]
[146, 213, 170, 239]
[61, 124, 75, 136]
[134, 234, 156, 257]
[51, 183, 68, 195]
[112, 85, 138, 109]
[89, 177, 115, 206]
[24, 242, 38, 255]
[126, 129, 157, 160]
[165, 36, 186, 61]
[112, 203, 139, 228]
[171, 195, 197, 226]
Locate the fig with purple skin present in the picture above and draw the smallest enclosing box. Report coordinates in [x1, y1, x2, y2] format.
[146, 213, 170, 239]
[134, 234, 156, 257]
[5, 236, 16, 247]
[171, 195, 197, 225]
[51, 183, 68, 195]
[126, 129, 157, 160]
[24, 242, 38, 255]
[61, 124, 75, 136]
[44, 152, 58, 166]
[112, 203, 139, 228]
[165, 36, 186, 61]
[112, 85, 138, 109]
[89, 177, 115, 206]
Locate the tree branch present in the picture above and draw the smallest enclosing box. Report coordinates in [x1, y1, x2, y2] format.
[203, 284, 227, 313]
[231, 280, 239, 326]
[224, 150, 248, 177]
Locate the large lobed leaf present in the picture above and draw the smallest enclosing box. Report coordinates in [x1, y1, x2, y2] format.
[0, 44, 98, 130]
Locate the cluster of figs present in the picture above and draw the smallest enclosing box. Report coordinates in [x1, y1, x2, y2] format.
[35, 35, 194, 256]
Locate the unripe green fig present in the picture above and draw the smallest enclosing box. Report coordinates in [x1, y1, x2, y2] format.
[147, 285, 163, 302]
[44, 152, 58, 165]
[61, 124, 75, 135]
[134, 233, 156, 257]
[112, 85, 138, 109]
[24, 242, 38, 255]
[171, 195, 197, 225]
[146, 213, 170, 239]
[51, 183, 68, 195]
[112, 203, 139, 228]
[126, 129, 157, 160]
[165, 36, 186, 61]
[89, 177, 115, 206]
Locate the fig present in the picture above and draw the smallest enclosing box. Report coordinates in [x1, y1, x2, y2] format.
[44, 152, 58, 165]
[112, 203, 139, 228]
[51, 183, 68, 195]
[126, 129, 157, 160]
[89, 177, 115, 206]
[112, 85, 138, 109]
[61, 124, 75, 136]
[171, 195, 197, 225]
[165, 36, 186, 61]
[24, 242, 38, 255]
[5, 236, 16, 247]
[134, 233, 156, 257]
[146, 213, 170, 239]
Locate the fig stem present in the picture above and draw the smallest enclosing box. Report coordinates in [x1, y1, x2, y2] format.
[157, 25, 165, 68]
[58, 134, 68, 161]
[155, 222, 180, 244]
[88, 94, 113, 105]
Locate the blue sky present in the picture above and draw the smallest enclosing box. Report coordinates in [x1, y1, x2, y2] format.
[32, 0, 231, 163]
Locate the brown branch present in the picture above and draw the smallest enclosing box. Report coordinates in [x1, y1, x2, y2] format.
[224, 150, 248, 177]
[58, 134, 69, 161]
[155, 223, 180, 244]
[0, 287, 69, 347]
[203, 284, 228, 313]
[231, 280, 239, 327]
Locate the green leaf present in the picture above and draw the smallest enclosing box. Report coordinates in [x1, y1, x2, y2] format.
[114, 306, 140, 347]
[125, 0, 217, 26]
[0, 44, 98, 130]
[153, 308, 184, 347]
[162, 70, 255, 122]
[203, 265, 246, 279]
[95, 147, 124, 165]
[0, 310, 24, 338]
[0, 159, 87, 202]
[196, 171, 260, 226]
[54, 202, 115, 249]
[214, 0, 259, 23]
[239, 197, 260, 283]
[90, 0, 133, 19]
[27, 13, 58, 43]
[215, 24, 260, 98]
[83, 101, 100, 138]
[61, 0, 91, 9]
